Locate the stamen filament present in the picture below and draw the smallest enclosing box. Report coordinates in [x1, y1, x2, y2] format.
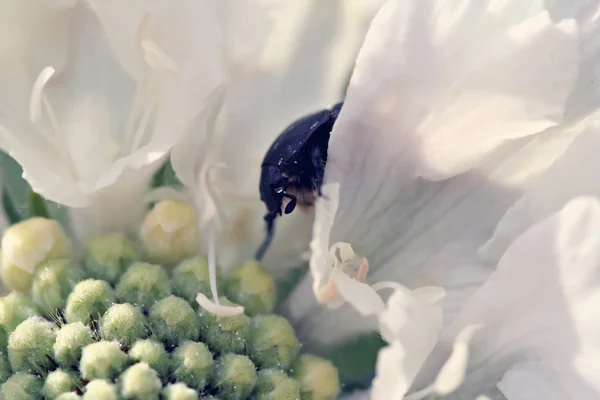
[141, 40, 181, 75]
[30, 67, 55, 122]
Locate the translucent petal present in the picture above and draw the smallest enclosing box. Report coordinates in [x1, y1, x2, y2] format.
[371, 288, 444, 400]
[298, 0, 582, 347]
[422, 197, 600, 398]
[480, 122, 600, 264]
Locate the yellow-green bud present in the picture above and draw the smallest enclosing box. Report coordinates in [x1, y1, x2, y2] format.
[1, 218, 72, 292]
[226, 261, 276, 316]
[212, 354, 257, 400]
[253, 369, 301, 400]
[129, 339, 169, 378]
[0, 351, 10, 383]
[8, 316, 56, 373]
[290, 354, 340, 400]
[170, 341, 213, 390]
[248, 315, 299, 370]
[84, 233, 139, 284]
[65, 279, 116, 324]
[119, 362, 162, 400]
[0, 291, 39, 332]
[162, 383, 198, 400]
[83, 379, 118, 400]
[54, 322, 94, 368]
[139, 200, 200, 265]
[116, 262, 171, 312]
[148, 296, 199, 347]
[43, 369, 78, 399]
[31, 259, 84, 316]
[79, 341, 129, 381]
[99, 303, 148, 347]
[171, 256, 221, 303]
[1, 372, 43, 399]
[199, 297, 249, 354]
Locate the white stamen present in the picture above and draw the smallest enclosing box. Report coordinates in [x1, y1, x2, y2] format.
[136, 12, 181, 75]
[141, 40, 181, 75]
[30, 67, 55, 122]
[130, 97, 155, 153]
[207, 223, 219, 304]
[196, 292, 244, 317]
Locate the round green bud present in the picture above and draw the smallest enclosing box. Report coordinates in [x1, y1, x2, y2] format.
[148, 296, 199, 347]
[79, 341, 129, 381]
[1, 372, 43, 399]
[0, 291, 39, 332]
[212, 354, 257, 400]
[170, 341, 213, 390]
[116, 262, 171, 312]
[199, 297, 249, 354]
[31, 259, 84, 316]
[43, 369, 78, 399]
[56, 393, 81, 400]
[290, 354, 340, 400]
[83, 379, 118, 400]
[129, 339, 169, 378]
[8, 316, 56, 373]
[65, 279, 116, 324]
[0, 351, 10, 384]
[54, 322, 94, 368]
[162, 383, 198, 400]
[253, 369, 301, 400]
[139, 200, 200, 265]
[1, 256, 34, 294]
[248, 315, 299, 370]
[119, 362, 162, 400]
[225, 260, 276, 316]
[99, 303, 148, 347]
[84, 233, 139, 284]
[171, 256, 220, 303]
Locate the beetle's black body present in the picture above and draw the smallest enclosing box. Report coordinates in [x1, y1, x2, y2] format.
[255, 102, 343, 260]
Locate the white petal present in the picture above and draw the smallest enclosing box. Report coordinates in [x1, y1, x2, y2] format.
[338, 390, 370, 400]
[67, 160, 163, 245]
[333, 268, 385, 316]
[219, 0, 385, 196]
[372, 288, 444, 400]
[425, 197, 600, 398]
[480, 122, 600, 264]
[298, 0, 581, 347]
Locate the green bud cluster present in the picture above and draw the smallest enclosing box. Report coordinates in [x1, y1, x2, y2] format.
[0, 218, 340, 400]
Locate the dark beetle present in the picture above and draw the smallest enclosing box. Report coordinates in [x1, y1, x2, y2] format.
[255, 102, 343, 260]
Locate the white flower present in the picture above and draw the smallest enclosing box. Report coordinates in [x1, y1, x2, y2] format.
[282, 0, 600, 351]
[0, 0, 225, 244]
[170, 1, 386, 312]
[353, 196, 600, 399]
